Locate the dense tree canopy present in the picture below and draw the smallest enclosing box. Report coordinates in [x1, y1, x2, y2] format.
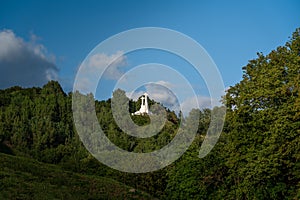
[0, 28, 299, 199]
[223, 28, 300, 199]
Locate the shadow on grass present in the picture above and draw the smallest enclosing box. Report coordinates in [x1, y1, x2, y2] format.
[0, 141, 14, 155]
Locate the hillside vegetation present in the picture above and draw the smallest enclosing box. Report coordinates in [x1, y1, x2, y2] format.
[0, 152, 154, 200]
[0, 28, 299, 199]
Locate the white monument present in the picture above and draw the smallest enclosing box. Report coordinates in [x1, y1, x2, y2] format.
[132, 93, 149, 115]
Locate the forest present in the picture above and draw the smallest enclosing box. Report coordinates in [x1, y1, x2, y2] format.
[0, 28, 299, 199]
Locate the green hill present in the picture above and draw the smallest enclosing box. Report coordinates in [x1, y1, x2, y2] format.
[0, 28, 299, 199]
[0, 153, 154, 200]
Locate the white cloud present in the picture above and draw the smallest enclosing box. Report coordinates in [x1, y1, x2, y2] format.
[155, 80, 173, 88]
[85, 51, 127, 80]
[125, 80, 223, 116]
[126, 81, 180, 112]
[145, 83, 177, 106]
[0, 30, 58, 89]
[126, 90, 144, 100]
[181, 95, 221, 115]
[75, 51, 127, 94]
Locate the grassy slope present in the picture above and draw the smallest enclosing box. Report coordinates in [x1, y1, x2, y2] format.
[0, 153, 154, 200]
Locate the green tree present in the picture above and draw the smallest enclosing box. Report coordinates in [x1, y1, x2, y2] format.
[224, 28, 300, 199]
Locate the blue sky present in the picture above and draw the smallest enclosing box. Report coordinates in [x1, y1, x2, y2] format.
[1, 0, 300, 112]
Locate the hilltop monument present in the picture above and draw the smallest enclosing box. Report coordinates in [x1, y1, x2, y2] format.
[132, 93, 149, 115]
